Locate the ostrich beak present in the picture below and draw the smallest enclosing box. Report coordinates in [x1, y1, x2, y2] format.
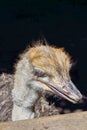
[46, 80, 82, 104]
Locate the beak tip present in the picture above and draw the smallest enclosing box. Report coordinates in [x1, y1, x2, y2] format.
[74, 94, 83, 104]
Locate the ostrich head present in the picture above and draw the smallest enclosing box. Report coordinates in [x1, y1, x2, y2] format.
[23, 43, 82, 104]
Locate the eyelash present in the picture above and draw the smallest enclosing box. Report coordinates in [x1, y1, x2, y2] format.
[34, 70, 47, 77]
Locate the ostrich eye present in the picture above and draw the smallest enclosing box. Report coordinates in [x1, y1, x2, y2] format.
[34, 69, 47, 77]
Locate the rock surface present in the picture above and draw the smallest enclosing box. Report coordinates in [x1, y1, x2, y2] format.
[0, 112, 87, 130]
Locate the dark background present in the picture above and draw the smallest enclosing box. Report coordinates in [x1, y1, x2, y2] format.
[0, 0, 87, 95]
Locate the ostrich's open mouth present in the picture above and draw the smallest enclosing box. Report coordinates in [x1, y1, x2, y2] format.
[47, 84, 81, 103]
[41, 81, 83, 104]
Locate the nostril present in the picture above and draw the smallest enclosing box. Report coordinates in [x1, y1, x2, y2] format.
[62, 86, 70, 94]
[62, 86, 66, 89]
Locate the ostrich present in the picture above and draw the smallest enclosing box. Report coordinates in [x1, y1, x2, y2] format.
[12, 41, 82, 121]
